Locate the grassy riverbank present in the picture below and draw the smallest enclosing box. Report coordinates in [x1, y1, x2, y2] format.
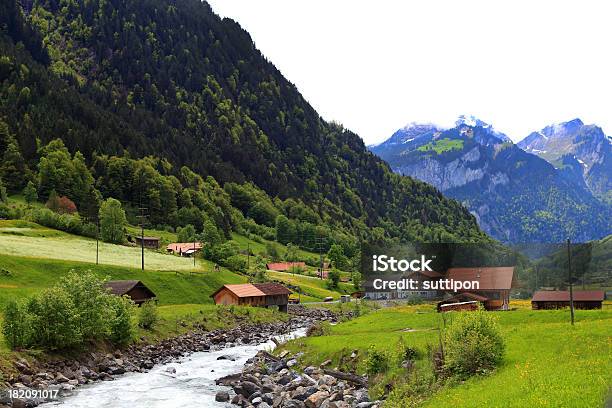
[280, 304, 612, 407]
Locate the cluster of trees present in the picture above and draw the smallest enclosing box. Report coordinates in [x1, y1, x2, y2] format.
[0, 0, 488, 249]
[2, 272, 135, 350]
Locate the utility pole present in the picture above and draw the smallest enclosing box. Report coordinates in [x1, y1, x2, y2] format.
[137, 196, 148, 271]
[96, 217, 99, 265]
[315, 235, 326, 280]
[193, 239, 197, 268]
[247, 242, 250, 270]
[567, 238, 575, 325]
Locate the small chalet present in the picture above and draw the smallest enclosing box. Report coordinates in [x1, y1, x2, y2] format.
[211, 283, 292, 312]
[531, 290, 605, 310]
[104, 280, 156, 305]
[441, 267, 515, 310]
[134, 236, 160, 249]
[167, 242, 203, 256]
[266, 262, 306, 272]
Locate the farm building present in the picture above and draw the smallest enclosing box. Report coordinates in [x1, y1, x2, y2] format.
[266, 262, 306, 272]
[134, 236, 160, 249]
[104, 280, 156, 305]
[211, 283, 292, 312]
[531, 290, 605, 310]
[167, 242, 203, 256]
[444, 267, 514, 310]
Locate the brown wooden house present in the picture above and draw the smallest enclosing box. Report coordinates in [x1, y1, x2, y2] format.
[211, 283, 291, 312]
[443, 267, 515, 310]
[134, 236, 160, 249]
[104, 280, 156, 305]
[531, 290, 605, 310]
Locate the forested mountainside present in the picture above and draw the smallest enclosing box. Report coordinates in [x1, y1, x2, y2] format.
[518, 119, 612, 203]
[371, 118, 611, 243]
[0, 0, 487, 244]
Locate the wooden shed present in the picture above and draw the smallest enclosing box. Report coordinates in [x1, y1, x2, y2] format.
[134, 236, 160, 249]
[211, 283, 292, 312]
[104, 280, 156, 305]
[531, 290, 605, 310]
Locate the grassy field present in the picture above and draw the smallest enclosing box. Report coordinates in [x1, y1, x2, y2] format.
[0, 254, 246, 309]
[281, 304, 612, 407]
[0, 220, 204, 271]
[267, 270, 354, 300]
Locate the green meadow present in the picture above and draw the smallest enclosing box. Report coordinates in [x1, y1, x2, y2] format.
[281, 304, 612, 408]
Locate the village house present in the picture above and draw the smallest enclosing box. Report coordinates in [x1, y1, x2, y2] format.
[167, 242, 203, 257]
[104, 280, 156, 306]
[134, 236, 160, 249]
[211, 283, 292, 312]
[531, 290, 605, 310]
[438, 267, 515, 311]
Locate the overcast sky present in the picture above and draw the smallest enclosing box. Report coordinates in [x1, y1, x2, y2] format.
[207, 0, 612, 144]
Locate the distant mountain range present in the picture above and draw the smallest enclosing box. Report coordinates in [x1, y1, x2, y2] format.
[370, 116, 611, 243]
[518, 118, 611, 203]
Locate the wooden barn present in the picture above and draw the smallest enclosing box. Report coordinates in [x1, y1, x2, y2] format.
[134, 236, 160, 249]
[531, 290, 605, 310]
[444, 267, 515, 310]
[104, 280, 156, 305]
[211, 283, 292, 312]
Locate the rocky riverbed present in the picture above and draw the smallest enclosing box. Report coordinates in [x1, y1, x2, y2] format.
[217, 348, 379, 408]
[1, 306, 337, 408]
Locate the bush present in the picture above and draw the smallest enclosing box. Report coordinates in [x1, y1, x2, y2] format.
[138, 300, 159, 330]
[365, 345, 389, 375]
[26, 287, 82, 350]
[2, 300, 29, 349]
[224, 254, 247, 273]
[28, 208, 96, 237]
[110, 295, 135, 344]
[2, 272, 135, 350]
[306, 321, 331, 337]
[443, 312, 505, 378]
[59, 272, 114, 340]
[327, 269, 341, 289]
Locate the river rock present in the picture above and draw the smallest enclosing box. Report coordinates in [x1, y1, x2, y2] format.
[215, 391, 230, 402]
[305, 391, 330, 408]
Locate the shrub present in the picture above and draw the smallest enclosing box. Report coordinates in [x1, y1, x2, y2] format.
[110, 295, 135, 344]
[59, 272, 114, 340]
[2, 300, 29, 349]
[365, 345, 389, 375]
[138, 300, 159, 330]
[224, 254, 247, 273]
[443, 312, 505, 378]
[2, 272, 135, 350]
[327, 269, 341, 289]
[26, 287, 81, 350]
[306, 321, 331, 337]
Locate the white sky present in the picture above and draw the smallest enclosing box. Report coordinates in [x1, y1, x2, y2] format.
[207, 0, 612, 144]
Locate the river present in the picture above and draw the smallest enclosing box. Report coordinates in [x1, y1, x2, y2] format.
[40, 328, 306, 408]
